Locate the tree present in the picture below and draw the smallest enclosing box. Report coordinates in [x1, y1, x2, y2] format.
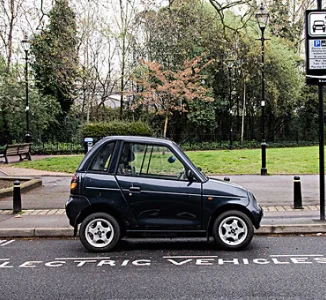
[268, 0, 314, 51]
[0, 0, 24, 71]
[134, 53, 214, 137]
[30, 0, 79, 114]
[0, 54, 61, 143]
[76, 0, 120, 124]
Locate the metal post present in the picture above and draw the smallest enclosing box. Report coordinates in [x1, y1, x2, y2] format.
[228, 65, 233, 150]
[293, 176, 303, 209]
[13, 180, 22, 214]
[318, 84, 325, 220]
[260, 27, 267, 175]
[24, 49, 31, 143]
[317, 0, 325, 220]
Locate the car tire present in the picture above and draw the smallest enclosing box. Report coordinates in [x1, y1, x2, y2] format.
[80, 212, 120, 252]
[212, 210, 254, 250]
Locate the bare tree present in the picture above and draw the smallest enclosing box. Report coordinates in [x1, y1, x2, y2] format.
[0, 0, 25, 70]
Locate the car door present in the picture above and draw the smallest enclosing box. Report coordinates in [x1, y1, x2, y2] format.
[81, 141, 137, 225]
[116, 142, 202, 230]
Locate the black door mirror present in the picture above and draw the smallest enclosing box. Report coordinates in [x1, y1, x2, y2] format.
[186, 169, 194, 181]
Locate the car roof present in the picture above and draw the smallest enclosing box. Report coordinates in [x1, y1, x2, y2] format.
[100, 135, 176, 146]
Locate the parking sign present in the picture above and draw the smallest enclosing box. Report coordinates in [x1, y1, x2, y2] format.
[306, 10, 326, 85]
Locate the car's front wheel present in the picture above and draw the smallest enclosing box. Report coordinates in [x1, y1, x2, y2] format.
[80, 212, 120, 252]
[212, 210, 254, 250]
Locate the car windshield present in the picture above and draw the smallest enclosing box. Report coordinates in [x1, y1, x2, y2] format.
[173, 142, 209, 181]
[315, 21, 324, 25]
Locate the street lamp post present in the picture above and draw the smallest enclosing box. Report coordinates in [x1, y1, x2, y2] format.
[255, 3, 269, 176]
[228, 61, 234, 150]
[22, 34, 31, 143]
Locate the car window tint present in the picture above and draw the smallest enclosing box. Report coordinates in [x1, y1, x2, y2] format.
[89, 142, 115, 172]
[117, 143, 136, 175]
[119, 143, 186, 180]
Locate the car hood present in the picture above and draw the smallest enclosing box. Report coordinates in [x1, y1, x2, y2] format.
[202, 177, 250, 204]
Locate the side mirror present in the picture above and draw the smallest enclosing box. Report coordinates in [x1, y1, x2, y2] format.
[186, 169, 194, 181]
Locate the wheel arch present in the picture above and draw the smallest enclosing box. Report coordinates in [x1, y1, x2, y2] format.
[76, 204, 127, 237]
[207, 204, 254, 237]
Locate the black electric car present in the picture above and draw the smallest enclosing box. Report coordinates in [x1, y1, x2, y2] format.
[66, 136, 263, 252]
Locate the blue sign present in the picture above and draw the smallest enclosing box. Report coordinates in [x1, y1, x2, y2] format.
[315, 40, 321, 47]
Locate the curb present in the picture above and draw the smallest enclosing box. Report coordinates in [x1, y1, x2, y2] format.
[0, 224, 326, 238]
[0, 177, 42, 199]
[0, 228, 74, 238]
[257, 224, 326, 234]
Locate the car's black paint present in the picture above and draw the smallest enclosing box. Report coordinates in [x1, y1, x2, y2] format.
[66, 136, 263, 250]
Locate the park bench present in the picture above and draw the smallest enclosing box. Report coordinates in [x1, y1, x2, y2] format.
[0, 143, 32, 164]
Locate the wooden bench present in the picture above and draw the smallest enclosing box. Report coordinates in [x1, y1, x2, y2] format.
[0, 143, 32, 164]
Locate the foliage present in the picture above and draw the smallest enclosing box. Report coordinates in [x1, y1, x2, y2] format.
[268, 0, 311, 50]
[81, 121, 154, 139]
[180, 140, 318, 151]
[0, 55, 61, 144]
[0, 0, 322, 146]
[30, 0, 79, 114]
[133, 53, 214, 137]
[264, 37, 304, 139]
[31, 142, 84, 155]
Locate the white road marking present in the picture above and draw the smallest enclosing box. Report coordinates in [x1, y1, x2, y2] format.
[163, 256, 218, 259]
[270, 254, 324, 257]
[0, 240, 15, 246]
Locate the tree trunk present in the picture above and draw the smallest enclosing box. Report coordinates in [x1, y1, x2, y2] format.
[163, 113, 169, 138]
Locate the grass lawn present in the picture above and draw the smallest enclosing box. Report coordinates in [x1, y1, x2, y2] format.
[16, 146, 320, 175]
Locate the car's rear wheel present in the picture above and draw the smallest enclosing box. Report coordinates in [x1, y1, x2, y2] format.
[212, 210, 254, 250]
[80, 212, 120, 252]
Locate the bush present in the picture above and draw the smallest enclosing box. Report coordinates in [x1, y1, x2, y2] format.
[180, 140, 318, 151]
[81, 121, 154, 140]
[31, 142, 84, 155]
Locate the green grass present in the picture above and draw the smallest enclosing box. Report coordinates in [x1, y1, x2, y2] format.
[18, 156, 84, 174]
[16, 146, 321, 175]
[186, 146, 319, 175]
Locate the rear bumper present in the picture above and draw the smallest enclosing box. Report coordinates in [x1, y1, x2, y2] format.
[65, 195, 91, 227]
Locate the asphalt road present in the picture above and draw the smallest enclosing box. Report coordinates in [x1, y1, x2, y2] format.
[1, 236, 326, 299]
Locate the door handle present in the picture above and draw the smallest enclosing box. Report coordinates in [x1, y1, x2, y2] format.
[129, 186, 141, 192]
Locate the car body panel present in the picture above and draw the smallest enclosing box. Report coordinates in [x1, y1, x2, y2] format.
[116, 175, 202, 229]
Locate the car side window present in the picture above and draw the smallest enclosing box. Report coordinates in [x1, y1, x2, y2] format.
[89, 142, 115, 172]
[117, 143, 136, 175]
[118, 143, 187, 180]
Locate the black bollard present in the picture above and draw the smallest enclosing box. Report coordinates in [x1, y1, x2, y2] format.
[293, 176, 303, 209]
[13, 180, 22, 214]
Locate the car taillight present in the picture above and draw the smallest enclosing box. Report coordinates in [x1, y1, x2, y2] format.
[70, 174, 78, 190]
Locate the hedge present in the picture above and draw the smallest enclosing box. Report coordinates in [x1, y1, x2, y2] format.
[82, 121, 154, 140]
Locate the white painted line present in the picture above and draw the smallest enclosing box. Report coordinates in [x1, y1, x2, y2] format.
[163, 256, 218, 259]
[270, 254, 323, 257]
[0, 258, 10, 261]
[0, 240, 15, 246]
[55, 257, 111, 260]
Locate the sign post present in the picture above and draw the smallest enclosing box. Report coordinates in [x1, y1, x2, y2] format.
[306, 5, 326, 220]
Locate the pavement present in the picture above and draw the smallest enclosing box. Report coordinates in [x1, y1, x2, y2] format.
[0, 155, 326, 238]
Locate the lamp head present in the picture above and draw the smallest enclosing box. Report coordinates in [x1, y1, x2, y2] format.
[21, 33, 30, 52]
[255, 3, 269, 30]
